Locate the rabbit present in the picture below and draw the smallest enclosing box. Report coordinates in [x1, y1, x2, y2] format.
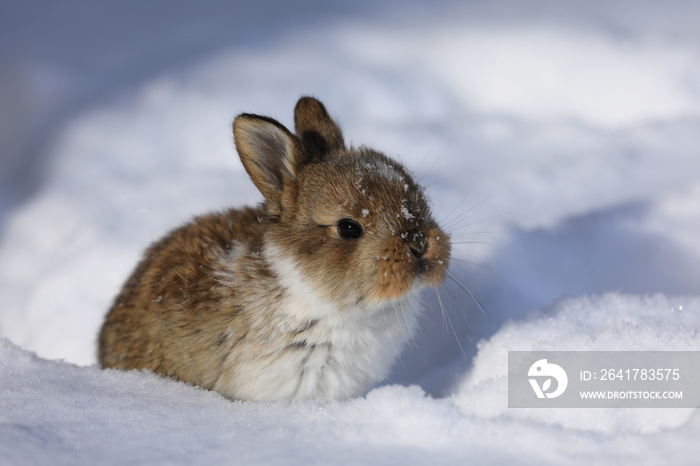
[98, 97, 451, 402]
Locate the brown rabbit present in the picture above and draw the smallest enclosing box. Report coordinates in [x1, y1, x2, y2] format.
[98, 97, 451, 402]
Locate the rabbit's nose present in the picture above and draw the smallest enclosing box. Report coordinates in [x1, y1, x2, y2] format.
[406, 229, 427, 258]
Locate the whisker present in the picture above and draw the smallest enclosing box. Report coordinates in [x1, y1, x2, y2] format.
[449, 257, 492, 270]
[438, 280, 461, 336]
[449, 241, 492, 248]
[440, 195, 495, 231]
[443, 212, 506, 236]
[411, 295, 430, 346]
[446, 270, 493, 322]
[439, 199, 479, 232]
[435, 288, 468, 359]
[424, 175, 457, 189]
[442, 280, 474, 337]
[397, 299, 418, 350]
[448, 230, 497, 239]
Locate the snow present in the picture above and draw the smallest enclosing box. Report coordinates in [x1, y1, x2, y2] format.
[2, 1, 700, 464]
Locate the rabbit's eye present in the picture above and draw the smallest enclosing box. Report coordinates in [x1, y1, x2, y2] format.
[337, 219, 363, 240]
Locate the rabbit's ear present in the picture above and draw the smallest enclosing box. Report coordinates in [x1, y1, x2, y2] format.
[294, 97, 345, 160]
[233, 114, 304, 210]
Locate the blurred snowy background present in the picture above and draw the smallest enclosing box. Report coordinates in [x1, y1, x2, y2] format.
[2, 1, 700, 464]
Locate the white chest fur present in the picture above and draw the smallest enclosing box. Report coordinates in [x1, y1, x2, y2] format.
[215, 243, 419, 402]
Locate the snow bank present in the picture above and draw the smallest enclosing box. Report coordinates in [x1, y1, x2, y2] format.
[455, 293, 699, 433]
[3, 292, 700, 465]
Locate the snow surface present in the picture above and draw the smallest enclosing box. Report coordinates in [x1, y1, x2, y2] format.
[2, 1, 700, 464]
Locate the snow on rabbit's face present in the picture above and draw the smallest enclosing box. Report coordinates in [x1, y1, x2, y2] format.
[271, 147, 451, 307]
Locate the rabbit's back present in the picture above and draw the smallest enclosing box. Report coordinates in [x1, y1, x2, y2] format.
[98, 207, 266, 385]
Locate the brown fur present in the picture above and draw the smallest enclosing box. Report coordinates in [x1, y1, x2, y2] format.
[99, 208, 266, 386]
[98, 97, 451, 402]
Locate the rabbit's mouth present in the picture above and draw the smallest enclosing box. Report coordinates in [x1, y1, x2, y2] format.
[373, 229, 451, 303]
